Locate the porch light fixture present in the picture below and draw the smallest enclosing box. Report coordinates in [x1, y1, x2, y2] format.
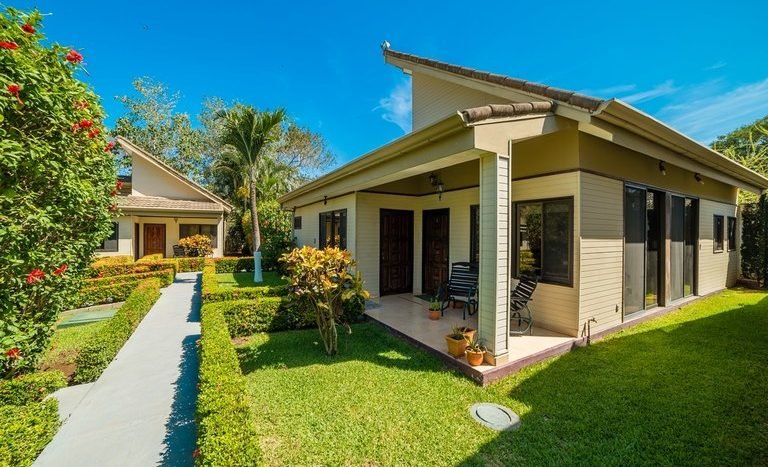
[429, 173, 445, 200]
[658, 160, 666, 175]
[695, 173, 704, 184]
[323, 195, 328, 205]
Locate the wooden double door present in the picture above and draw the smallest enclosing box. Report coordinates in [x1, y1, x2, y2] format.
[380, 210, 414, 295]
[143, 223, 166, 257]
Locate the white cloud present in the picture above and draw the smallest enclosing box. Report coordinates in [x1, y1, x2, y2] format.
[658, 78, 768, 143]
[377, 80, 412, 133]
[620, 80, 678, 104]
[704, 61, 727, 71]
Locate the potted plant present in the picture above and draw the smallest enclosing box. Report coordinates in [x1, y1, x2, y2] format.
[457, 325, 476, 342]
[428, 298, 441, 320]
[465, 334, 486, 366]
[445, 324, 469, 357]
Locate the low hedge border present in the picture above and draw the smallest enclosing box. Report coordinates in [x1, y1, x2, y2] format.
[201, 297, 314, 337]
[213, 257, 254, 273]
[0, 371, 66, 406]
[73, 278, 162, 384]
[90, 255, 134, 268]
[137, 253, 164, 262]
[0, 399, 60, 466]
[77, 268, 174, 308]
[196, 303, 260, 466]
[83, 268, 175, 289]
[176, 257, 206, 272]
[89, 260, 179, 278]
[201, 261, 287, 303]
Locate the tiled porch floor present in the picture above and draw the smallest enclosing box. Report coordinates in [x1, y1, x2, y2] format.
[366, 294, 576, 383]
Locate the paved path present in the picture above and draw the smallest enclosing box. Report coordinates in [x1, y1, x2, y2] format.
[35, 272, 202, 467]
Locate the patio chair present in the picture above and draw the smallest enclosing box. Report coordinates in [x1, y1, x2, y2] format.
[438, 262, 479, 320]
[509, 276, 537, 336]
[172, 245, 186, 257]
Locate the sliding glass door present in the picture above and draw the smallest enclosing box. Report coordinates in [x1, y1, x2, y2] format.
[624, 186, 662, 316]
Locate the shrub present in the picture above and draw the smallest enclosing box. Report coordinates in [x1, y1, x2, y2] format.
[0, 370, 66, 406]
[77, 268, 174, 307]
[196, 302, 260, 466]
[213, 257, 254, 273]
[0, 399, 59, 466]
[88, 260, 178, 278]
[201, 296, 314, 337]
[202, 261, 287, 303]
[137, 253, 164, 262]
[90, 255, 134, 268]
[281, 247, 369, 355]
[0, 8, 118, 377]
[242, 199, 293, 272]
[741, 199, 767, 285]
[178, 234, 213, 257]
[176, 257, 206, 272]
[83, 268, 174, 289]
[73, 279, 161, 383]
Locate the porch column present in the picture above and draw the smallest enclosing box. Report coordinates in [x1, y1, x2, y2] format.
[478, 153, 510, 364]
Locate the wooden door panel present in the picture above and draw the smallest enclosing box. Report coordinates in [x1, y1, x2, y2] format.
[422, 209, 449, 296]
[380, 210, 414, 295]
[144, 224, 166, 257]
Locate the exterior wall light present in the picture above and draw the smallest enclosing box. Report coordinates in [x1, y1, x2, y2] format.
[658, 161, 666, 175]
[429, 173, 444, 200]
[695, 173, 704, 184]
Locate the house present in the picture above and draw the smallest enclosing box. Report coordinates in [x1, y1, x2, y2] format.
[95, 136, 233, 259]
[278, 47, 768, 367]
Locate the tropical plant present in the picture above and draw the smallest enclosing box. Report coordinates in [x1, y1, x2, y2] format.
[713, 118, 768, 203]
[178, 234, 214, 257]
[280, 246, 369, 355]
[464, 334, 486, 353]
[215, 106, 286, 283]
[429, 297, 440, 311]
[241, 199, 293, 271]
[0, 8, 116, 377]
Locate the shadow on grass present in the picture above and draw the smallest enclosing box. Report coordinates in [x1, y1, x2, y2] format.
[459, 290, 768, 466]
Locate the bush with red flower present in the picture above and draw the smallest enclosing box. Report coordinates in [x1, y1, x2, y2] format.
[0, 7, 116, 377]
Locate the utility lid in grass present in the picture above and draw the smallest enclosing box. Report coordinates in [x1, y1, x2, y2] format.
[469, 403, 520, 431]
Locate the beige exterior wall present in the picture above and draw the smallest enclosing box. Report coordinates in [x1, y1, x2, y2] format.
[412, 72, 503, 131]
[698, 200, 739, 294]
[511, 128, 580, 180]
[510, 171, 581, 337]
[292, 193, 357, 254]
[94, 216, 136, 258]
[131, 156, 208, 200]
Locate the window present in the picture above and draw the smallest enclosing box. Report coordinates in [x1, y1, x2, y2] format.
[713, 215, 724, 253]
[727, 216, 737, 251]
[179, 224, 218, 247]
[319, 209, 347, 249]
[469, 205, 479, 264]
[97, 222, 119, 251]
[294, 216, 302, 230]
[515, 198, 573, 285]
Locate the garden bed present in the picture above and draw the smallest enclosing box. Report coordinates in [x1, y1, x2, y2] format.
[233, 289, 768, 465]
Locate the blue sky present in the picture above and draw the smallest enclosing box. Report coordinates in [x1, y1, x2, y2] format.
[14, 0, 768, 165]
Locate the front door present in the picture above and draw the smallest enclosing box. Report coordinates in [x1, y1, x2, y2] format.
[422, 209, 449, 296]
[144, 223, 166, 257]
[380, 209, 414, 295]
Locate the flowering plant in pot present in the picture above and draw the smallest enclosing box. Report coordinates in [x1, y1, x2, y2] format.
[445, 324, 469, 357]
[428, 297, 441, 320]
[465, 334, 486, 366]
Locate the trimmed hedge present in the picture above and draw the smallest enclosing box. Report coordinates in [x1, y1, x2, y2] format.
[0, 399, 60, 467]
[89, 260, 178, 278]
[0, 371, 66, 406]
[91, 255, 134, 268]
[196, 303, 260, 466]
[176, 257, 206, 272]
[83, 268, 175, 289]
[73, 279, 162, 383]
[137, 253, 164, 262]
[202, 261, 287, 303]
[77, 268, 174, 308]
[213, 256, 254, 273]
[201, 297, 314, 337]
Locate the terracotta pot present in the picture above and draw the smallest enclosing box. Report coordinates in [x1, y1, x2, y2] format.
[428, 309, 441, 320]
[445, 335, 467, 358]
[459, 327, 476, 342]
[466, 349, 485, 366]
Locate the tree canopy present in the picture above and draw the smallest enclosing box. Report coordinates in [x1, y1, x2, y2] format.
[712, 114, 768, 203]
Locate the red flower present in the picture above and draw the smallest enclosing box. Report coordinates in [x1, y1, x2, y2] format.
[79, 119, 94, 129]
[26, 269, 44, 284]
[65, 49, 83, 63]
[7, 83, 20, 95]
[21, 23, 35, 34]
[116, 180, 124, 190]
[0, 41, 19, 50]
[53, 264, 68, 276]
[109, 203, 117, 212]
[87, 128, 101, 138]
[5, 348, 21, 359]
[104, 141, 116, 152]
[75, 100, 89, 110]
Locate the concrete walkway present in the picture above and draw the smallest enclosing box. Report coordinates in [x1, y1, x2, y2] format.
[35, 272, 202, 467]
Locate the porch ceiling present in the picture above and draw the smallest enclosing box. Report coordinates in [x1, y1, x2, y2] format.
[362, 159, 479, 196]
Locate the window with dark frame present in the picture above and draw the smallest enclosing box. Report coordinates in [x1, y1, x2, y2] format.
[179, 224, 218, 247]
[515, 197, 573, 285]
[319, 209, 347, 249]
[727, 216, 737, 251]
[469, 204, 479, 264]
[713, 215, 724, 253]
[97, 222, 119, 251]
[293, 216, 302, 230]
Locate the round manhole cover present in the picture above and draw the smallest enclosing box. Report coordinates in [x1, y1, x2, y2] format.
[469, 403, 520, 431]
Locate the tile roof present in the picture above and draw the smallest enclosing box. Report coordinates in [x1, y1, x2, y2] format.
[459, 101, 556, 124]
[383, 48, 604, 112]
[116, 196, 224, 212]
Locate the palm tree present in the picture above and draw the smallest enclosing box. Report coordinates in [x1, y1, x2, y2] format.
[216, 105, 286, 282]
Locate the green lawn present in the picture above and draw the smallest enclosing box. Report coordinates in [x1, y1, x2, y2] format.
[38, 321, 106, 379]
[215, 271, 286, 288]
[236, 288, 768, 466]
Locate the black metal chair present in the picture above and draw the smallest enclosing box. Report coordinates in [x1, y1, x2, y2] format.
[172, 245, 186, 257]
[438, 262, 479, 320]
[509, 277, 537, 335]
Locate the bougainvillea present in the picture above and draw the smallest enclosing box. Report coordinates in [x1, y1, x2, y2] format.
[0, 8, 117, 377]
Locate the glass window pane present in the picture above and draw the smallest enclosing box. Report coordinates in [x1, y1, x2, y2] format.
[518, 204, 542, 278]
[542, 201, 570, 283]
[624, 186, 646, 315]
[713, 215, 724, 252]
[645, 191, 660, 307]
[727, 217, 736, 251]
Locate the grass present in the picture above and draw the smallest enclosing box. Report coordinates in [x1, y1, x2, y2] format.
[215, 271, 286, 288]
[38, 321, 107, 380]
[235, 288, 768, 466]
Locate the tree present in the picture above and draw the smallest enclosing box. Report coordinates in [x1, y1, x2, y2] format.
[712, 118, 768, 203]
[0, 8, 116, 376]
[114, 77, 212, 184]
[216, 105, 286, 282]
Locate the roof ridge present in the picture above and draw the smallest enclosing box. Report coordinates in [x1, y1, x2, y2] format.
[383, 48, 603, 112]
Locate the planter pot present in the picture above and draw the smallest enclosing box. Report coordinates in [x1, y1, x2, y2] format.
[459, 327, 476, 342]
[428, 309, 441, 320]
[466, 350, 485, 366]
[445, 335, 467, 358]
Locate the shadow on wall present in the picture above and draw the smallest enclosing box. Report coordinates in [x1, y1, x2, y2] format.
[458, 289, 768, 466]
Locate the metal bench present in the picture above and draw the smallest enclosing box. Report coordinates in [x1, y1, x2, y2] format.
[172, 245, 186, 257]
[509, 277, 537, 335]
[438, 262, 479, 320]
